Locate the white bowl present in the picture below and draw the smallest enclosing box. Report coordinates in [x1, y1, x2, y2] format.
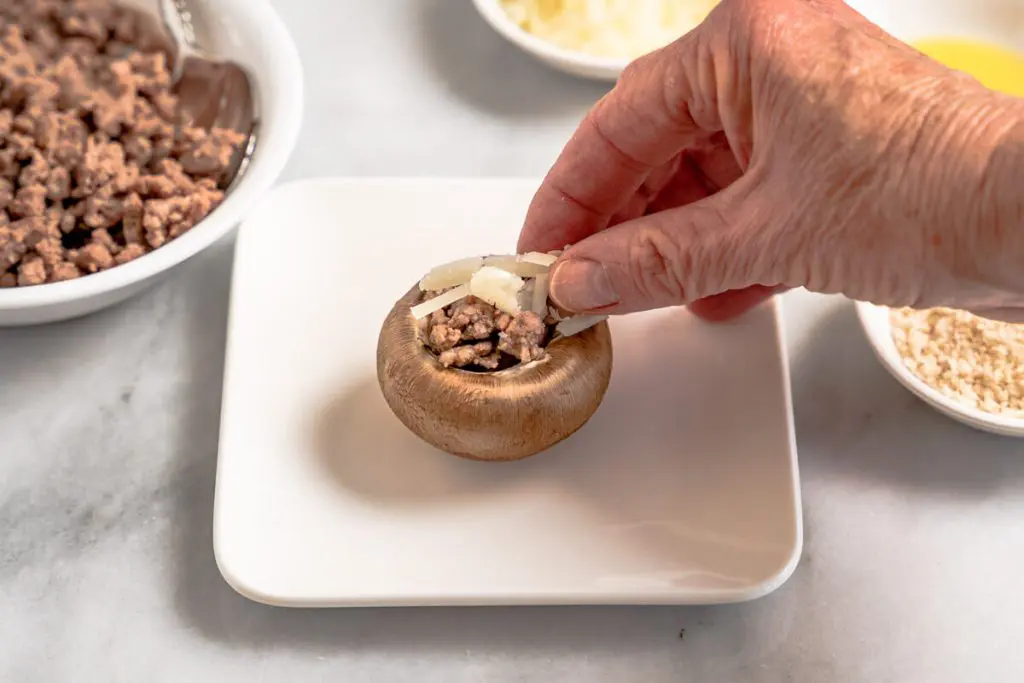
[471, 0, 632, 81]
[855, 301, 1024, 438]
[0, 0, 303, 326]
[472, 0, 1023, 82]
[853, 0, 1022, 436]
[847, 0, 1024, 51]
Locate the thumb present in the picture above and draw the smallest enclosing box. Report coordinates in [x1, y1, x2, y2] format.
[547, 192, 780, 316]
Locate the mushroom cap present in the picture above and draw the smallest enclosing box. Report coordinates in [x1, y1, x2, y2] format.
[376, 283, 614, 462]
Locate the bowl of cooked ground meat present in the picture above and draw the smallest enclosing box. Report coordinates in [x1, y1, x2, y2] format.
[0, 0, 302, 326]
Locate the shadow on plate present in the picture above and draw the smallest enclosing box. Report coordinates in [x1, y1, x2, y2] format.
[540, 304, 800, 583]
[791, 301, 1024, 496]
[308, 307, 724, 516]
[414, 0, 610, 118]
[311, 375, 541, 506]
[314, 303, 797, 587]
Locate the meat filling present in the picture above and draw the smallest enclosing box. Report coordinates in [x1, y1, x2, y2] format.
[419, 289, 558, 371]
[0, 0, 247, 288]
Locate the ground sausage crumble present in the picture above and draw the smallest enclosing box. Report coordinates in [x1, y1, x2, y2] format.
[418, 289, 558, 371]
[0, 0, 246, 288]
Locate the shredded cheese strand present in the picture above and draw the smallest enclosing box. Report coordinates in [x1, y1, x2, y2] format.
[410, 284, 471, 319]
[411, 251, 602, 338]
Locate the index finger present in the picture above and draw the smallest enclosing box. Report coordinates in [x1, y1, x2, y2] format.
[517, 34, 706, 254]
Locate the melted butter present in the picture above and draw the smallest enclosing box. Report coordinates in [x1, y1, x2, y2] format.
[912, 37, 1024, 96]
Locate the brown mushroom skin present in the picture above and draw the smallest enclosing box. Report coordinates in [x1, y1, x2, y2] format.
[376, 283, 614, 462]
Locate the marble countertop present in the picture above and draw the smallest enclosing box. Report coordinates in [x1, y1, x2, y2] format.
[3, 1, 1024, 680]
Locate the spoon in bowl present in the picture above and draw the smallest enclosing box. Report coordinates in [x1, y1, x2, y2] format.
[157, 0, 259, 192]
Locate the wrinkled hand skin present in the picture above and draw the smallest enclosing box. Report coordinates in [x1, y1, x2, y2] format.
[517, 0, 1024, 321]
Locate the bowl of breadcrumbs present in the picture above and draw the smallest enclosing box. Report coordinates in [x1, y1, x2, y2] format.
[856, 301, 1024, 437]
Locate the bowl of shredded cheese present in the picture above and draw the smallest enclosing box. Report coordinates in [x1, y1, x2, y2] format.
[471, 0, 719, 80]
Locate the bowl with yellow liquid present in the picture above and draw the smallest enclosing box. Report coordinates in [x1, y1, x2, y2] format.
[849, 0, 1024, 95]
[850, 0, 1024, 434]
[474, 0, 1023, 83]
[912, 38, 1024, 96]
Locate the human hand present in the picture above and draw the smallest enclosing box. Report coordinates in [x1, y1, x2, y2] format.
[517, 0, 1024, 321]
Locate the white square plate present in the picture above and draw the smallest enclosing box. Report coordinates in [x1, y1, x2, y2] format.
[214, 178, 802, 607]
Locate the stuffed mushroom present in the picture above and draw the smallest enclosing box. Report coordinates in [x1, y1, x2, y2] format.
[376, 251, 614, 462]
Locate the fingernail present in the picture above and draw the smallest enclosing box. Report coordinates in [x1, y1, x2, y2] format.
[550, 258, 620, 312]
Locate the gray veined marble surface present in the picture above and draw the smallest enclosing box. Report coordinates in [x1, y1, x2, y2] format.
[2, 1, 1024, 681]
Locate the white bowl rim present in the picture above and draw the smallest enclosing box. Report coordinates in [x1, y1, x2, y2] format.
[472, 0, 1024, 80]
[470, 0, 632, 77]
[0, 0, 304, 311]
[855, 300, 1024, 436]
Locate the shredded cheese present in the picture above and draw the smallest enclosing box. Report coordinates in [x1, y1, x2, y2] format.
[419, 257, 484, 291]
[470, 266, 526, 315]
[555, 313, 607, 338]
[410, 284, 471, 319]
[531, 273, 549, 314]
[482, 254, 549, 278]
[410, 250, 601, 339]
[499, 0, 719, 60]
[520, 251, 559, 267]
